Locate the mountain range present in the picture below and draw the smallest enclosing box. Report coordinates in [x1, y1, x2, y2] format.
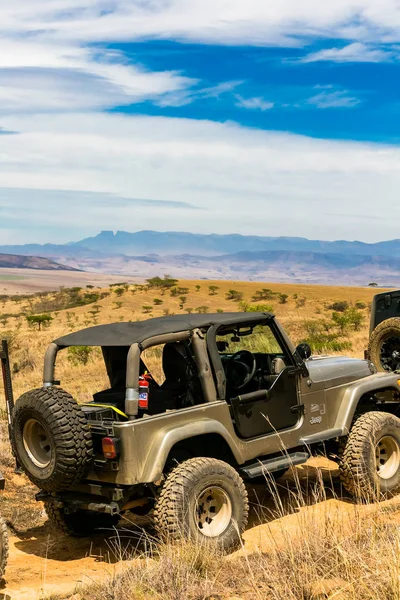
[0, 230, 399, 286]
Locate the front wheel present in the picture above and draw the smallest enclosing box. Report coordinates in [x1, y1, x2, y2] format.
[0, 516, 8, 578]
[154, 457, 248, 552]
[45, 502, 119, 537]
[339, 411, 400, 499]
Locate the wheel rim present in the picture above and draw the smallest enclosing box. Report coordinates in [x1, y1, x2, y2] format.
[22, 418, 52, 468]
[379, 335, 400, 372]
[375, 435, 400, 480]
[194, 485, 232, 538]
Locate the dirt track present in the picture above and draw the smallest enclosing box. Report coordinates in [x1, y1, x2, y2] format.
[1, 459, 400, 600]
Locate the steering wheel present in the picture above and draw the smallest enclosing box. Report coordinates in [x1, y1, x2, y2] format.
[227, 350, 257, 391]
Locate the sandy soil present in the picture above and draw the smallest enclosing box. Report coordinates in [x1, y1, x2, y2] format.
[0, 269, 143, 295]
[2, 458, 399, 600]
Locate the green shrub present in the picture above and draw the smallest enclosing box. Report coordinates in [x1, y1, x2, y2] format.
[355, 300, 367, 310]
[327, 300, 349, 312]
[67, 345, 93, 366]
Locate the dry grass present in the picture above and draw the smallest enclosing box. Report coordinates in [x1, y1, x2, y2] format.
[50, 475, 400, 600]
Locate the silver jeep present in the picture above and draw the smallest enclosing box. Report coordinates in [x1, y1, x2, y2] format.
[5, 312, 400, 550]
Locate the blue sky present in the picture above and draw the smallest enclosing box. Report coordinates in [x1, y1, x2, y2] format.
[1, 1, 400, 245]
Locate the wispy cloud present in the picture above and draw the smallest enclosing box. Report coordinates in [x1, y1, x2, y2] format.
[302, 42, 396, 64]
[235, 96, 274, 111]
[307, 88, 361, 109]
[155, 80, 243, 107]
[1, 112, 399, 244]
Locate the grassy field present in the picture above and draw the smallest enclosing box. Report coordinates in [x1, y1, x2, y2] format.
[0, 277, 398, 600]
[0, 277, 382, 402]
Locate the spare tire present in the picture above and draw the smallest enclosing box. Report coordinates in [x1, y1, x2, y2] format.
[12, 387, 93, 492]
[368, 317, 400, 372]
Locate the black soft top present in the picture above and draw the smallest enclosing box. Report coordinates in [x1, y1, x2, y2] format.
[53, 312, 273, 348]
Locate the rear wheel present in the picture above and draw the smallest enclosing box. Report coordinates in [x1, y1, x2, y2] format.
[45, 502, 119, 537]
[339, 411, 400, 498]
[12, 387, 93, 492]
[368, 318, 400, 372]
[0, 515, 9, 578]
[154, 457, 248, 552]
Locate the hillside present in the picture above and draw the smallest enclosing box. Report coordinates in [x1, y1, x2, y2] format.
[0, 278, 398, 600]
[0, 253, 79, 271]
[1, 230, 400, 285]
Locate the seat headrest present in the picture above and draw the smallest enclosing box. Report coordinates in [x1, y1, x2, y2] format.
[272, 357, 286, 375]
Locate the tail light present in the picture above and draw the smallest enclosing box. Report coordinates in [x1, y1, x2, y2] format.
[102, 436, 119, 459]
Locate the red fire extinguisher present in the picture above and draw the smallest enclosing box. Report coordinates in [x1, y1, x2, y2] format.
[138, 372, 151, 410]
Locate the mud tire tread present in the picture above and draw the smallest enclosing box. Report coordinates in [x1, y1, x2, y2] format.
[368, 317, 400, 372]
[339, 411, 400, 498]
[154, 457, 248, 551]
[12, 387, 93, 492]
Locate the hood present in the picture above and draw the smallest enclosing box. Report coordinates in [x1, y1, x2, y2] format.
[306, 355, 375, 389]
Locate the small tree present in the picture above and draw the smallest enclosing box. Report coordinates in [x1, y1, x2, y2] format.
[179, 295, 187, 309]
[153, 298, 163, 306]
[185, 307, 193, 314]
[226, 289, 243, 302]
[114, 287, 125, 297]
[142, 305, 153, 314]
[195, 285, 201, 292]
[196, 305, 209, 314]
[278, 293, 288, 304]
[26, 314, 53, 330]
[67, 346, 93, 366]
[208, 285, 219, 296]
[113, 301, 123, 310]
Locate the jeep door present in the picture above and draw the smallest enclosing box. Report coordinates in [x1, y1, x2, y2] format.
[212, 321, 301, 439]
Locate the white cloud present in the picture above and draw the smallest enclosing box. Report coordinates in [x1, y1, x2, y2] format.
[235, 96, 274, 111]
[307, 89, 361, 108]
[302, 42, 396, 63]
[3, 1, 400, 47]
[1, 112, 400, 243]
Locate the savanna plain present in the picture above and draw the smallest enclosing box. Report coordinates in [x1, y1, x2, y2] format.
[0, 274, 399, 600]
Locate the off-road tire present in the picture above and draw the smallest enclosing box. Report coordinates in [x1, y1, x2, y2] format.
[154, 457, 249, 552]
[0, 515, 8, 578]
[368, 317, 400, 372]
[339, 411, 400, 499]
[12, 387, 93, 492]
[45, 502, 119, 537]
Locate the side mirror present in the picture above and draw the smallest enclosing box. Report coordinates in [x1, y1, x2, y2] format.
[296, 343, 312, 360]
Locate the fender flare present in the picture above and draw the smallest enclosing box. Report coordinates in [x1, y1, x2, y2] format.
[334, 373, 400, 434]
[138, 419, 244, 483]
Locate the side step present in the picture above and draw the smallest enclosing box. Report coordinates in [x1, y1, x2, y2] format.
[241, 451, 310, 479]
